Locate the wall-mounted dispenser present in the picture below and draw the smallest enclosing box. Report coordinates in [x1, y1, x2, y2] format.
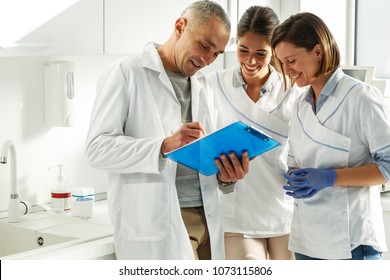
[44, 61, 75, 127]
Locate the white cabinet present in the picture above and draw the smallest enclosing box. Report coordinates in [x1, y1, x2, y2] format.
[0, 0, 103, 56]
[104, 0, 227, 54]
[1, 0, 229, 57]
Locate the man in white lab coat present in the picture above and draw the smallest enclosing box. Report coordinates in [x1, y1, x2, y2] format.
[85, 0, 249, 260]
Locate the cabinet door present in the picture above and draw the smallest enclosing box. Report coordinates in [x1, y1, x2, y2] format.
[104, 0, 227, 54]
[0, 0, 103, 56]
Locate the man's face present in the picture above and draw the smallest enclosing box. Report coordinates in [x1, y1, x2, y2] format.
[174, 17, 230, 77]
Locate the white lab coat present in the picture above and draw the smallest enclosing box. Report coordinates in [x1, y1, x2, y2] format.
[85, 42, 224, 260]
[288, 68, 388, 259]
[208, 67, 303, 237]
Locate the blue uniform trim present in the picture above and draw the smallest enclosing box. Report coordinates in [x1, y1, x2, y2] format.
[216, 72, 288, 139]
[270, 87, 291, 114]
[296, 96, 350, 153]
[373, 143, 390, 154]
[373, 144, 390, 182]
[321, 84, 360, 125]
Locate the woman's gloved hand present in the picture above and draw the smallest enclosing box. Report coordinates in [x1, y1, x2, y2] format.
[283, 168, 336, 199]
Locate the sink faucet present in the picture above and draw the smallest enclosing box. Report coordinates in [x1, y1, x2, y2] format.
[1, 140, 30, 223]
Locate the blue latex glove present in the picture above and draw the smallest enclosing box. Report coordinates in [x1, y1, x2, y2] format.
[283, 184, 318, 199]
[283, 168, 336, 199]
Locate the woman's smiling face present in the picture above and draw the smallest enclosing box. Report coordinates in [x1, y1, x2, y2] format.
[274, 41, 322, 87]
[236, 31, 272, 81]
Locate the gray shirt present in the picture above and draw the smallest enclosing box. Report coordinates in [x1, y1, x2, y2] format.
[166, 71, 203, 208]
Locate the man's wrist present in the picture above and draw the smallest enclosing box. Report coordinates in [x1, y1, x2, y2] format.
[217, 175, 236, 187]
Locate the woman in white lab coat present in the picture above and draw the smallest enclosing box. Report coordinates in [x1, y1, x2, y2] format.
[85, 1, 248, 260]
[208, 6, 304, 260]
[272, 12, 389, 259]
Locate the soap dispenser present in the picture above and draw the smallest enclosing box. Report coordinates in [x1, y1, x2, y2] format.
[49, 164, 71, 212]
[44, 61, 75, 127]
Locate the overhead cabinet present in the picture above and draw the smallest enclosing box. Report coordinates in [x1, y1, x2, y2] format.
[0, 0, 229, 57]
[0, 0, 103, 56]
[104, 0, 227, 54]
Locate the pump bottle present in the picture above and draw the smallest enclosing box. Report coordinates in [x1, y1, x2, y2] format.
[49, 164, 71, 212]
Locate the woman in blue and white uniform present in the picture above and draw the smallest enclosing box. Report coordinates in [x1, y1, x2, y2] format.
[272, 12, 389, 260]
[208, 6, 304, 260]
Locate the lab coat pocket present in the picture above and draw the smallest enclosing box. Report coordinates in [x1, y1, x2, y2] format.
[120, 182, 170, 241]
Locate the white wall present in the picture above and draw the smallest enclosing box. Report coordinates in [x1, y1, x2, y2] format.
[0, 55, 123, 212]
[356, 0, 390, 78]
[300, 0, 355, 66]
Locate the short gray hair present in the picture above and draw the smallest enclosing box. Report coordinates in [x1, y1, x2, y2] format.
[181, 0, 231, 32]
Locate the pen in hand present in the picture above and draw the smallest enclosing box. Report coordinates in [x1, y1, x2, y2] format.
[161, 122, 206, 155]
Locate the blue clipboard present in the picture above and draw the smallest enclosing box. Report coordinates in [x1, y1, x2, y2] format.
[165, 121, 281, 176]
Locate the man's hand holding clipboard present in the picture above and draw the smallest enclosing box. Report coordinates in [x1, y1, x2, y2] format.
[164, 121, 280, 177]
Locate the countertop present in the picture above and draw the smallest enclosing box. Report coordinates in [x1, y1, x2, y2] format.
[1, 200, 115, 260]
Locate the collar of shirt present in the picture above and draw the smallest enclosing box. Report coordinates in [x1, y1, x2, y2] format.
[303, 67, 344, 114]
[232, 65, 277, 98]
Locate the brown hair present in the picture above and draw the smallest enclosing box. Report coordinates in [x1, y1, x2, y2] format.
[271, 12, 340, 87]
[237, 6, 279, 45]
[237, 6, 279, 67]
